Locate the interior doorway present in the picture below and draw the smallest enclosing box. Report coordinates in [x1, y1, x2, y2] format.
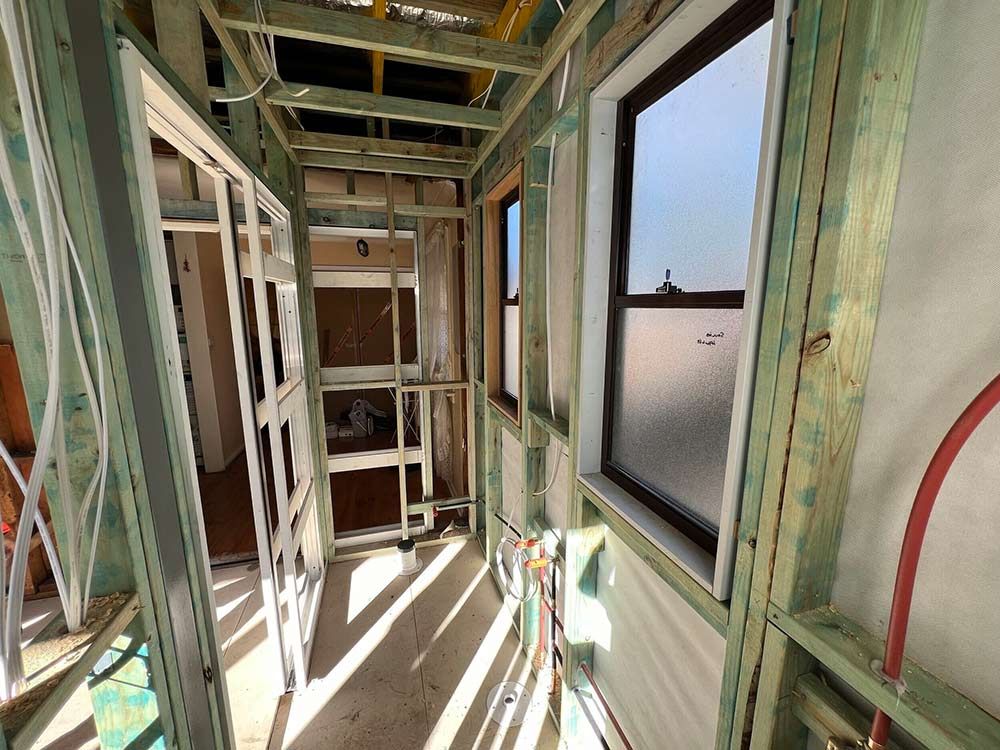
[118, 40, 326, 745]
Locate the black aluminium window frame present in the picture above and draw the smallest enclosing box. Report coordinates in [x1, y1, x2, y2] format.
[601, 0, 774, 555]
[497, 186, 521, 410]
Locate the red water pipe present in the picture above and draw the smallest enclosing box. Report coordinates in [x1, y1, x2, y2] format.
[868, 372, 1000, 748]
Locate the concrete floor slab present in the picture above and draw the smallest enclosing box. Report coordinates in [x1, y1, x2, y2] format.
[28, 540, 561, 750]
[270, 540, 559, 750]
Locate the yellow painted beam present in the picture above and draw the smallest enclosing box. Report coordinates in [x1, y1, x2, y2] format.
[467, 0, 540, 103]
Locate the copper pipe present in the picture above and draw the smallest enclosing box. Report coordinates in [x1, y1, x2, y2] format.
[579, 662, 635, 750]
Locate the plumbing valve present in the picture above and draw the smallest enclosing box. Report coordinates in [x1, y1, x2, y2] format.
[514, 538, 540, 550]
[523, 557, 551, 570]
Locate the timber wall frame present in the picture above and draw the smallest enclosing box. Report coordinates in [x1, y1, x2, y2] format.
[469, 0, 1000, 749]
[0, 0, 996, 748]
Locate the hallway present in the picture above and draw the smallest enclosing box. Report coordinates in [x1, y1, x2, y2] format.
[269, 540, 561, 750]
[32, 540, 559, 750]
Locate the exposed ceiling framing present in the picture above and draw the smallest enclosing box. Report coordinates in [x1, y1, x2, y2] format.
[218, 0, 543, 74]
[142, 0, 584, 179]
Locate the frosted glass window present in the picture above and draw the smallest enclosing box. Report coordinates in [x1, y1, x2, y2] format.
[502, 305, 519, 399]
[609, 308, 743, 531]
[504, 200, 520, 298]
[625, 21, 772, 295]
[603, 6, 774, 550]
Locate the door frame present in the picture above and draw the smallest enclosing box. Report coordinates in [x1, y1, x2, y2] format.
[118, 38, 326, 704]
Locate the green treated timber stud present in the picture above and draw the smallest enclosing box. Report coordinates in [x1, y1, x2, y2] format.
[297, 150, 469, 179]
[488, 400, 522, 441]
[527, 408, 569, 446]
[715, 0, 837, 746]
[158, 197, 419, 232]
[268, 82, 502, 131]
[290, 130, 477, 163]
[483, 408, 504, 592]
[289, 159, 334, 555]
[748, 626, 812, 749]
[414, 177, 435, 505]
[791, 673, 893, 749]
[222, 36, 261, 167]
[219, 0, 542, 75]
[114, 8, 287, 204]
[559, 491, 605, 742]
[769, 605, 1000, 750]
[520, 135, 550, 654]
[530, 96, 580, 151]
[150, 0, 209, 200]
[769, 0, 926, 615]
[265, 121, 295, 202]
[556, 6, 609, 737]
[743, 1, 927, 746]
[583, 0, 686, 89]
[725, 0, 851, 745]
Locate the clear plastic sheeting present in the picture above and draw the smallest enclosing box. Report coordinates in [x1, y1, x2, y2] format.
[422, 219, 454, 485]
[284, 0, 483, 33]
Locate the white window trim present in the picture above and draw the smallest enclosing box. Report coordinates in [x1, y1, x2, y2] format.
[577, 0, 794, 600]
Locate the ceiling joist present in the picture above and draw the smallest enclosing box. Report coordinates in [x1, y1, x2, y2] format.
[471, 0, 608, 173]
[193, 0, 294, 157]
[297, 151, 467, 178]
[305, 193, 466, 219]
[289, 131, 477, 163]
[218, 0, 542, 75]
[267, 83, 501, 130]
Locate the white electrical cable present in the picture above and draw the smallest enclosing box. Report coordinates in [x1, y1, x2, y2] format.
[215, 0, 309, 104]
[0, 0, 110, 697]
[495, 510, 537, 603]
[469, 0, 532, 109]
[0, 0, 67, 695]
[494, 1, 572, 601]
[17, 0, 109, 626]
[532, 6, 572, 499]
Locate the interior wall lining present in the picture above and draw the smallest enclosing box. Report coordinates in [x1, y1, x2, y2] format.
[591, 531, 725, 748]
[831, 0, 1000, 718]
[547, 131, 578, 420]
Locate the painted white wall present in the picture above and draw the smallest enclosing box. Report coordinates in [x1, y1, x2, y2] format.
[832, 0, 1000, 719]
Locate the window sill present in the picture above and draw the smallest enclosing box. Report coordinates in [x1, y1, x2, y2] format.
[578, 472, 717, 595]
[487, 392, 520, 429]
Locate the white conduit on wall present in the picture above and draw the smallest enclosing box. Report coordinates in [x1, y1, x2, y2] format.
[0, 0, 109, 699]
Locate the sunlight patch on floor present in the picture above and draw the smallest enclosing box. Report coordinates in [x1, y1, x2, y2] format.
[424, 597, 516, 749]
[281, 541, 464, 748]
[346, 553, 398, 624]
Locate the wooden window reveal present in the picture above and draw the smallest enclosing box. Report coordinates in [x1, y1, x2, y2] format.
[485, 164, 523, 424]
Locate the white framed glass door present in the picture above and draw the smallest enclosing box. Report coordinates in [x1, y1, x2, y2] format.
[118, 39, 324, 696]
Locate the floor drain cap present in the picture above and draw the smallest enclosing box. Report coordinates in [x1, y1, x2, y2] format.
[486, 681, 531, 727]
